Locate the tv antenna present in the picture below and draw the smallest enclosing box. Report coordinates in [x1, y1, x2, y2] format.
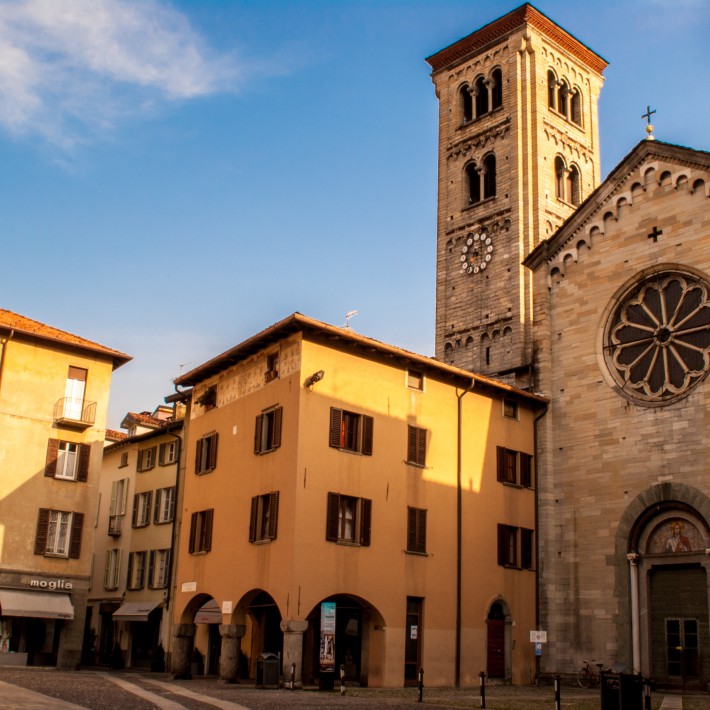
[343, 310, 358, 329]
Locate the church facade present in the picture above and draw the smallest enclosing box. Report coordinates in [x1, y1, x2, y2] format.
[430, 3, 710, 689]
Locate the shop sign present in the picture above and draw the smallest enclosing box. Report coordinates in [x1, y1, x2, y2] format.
[29, 579, 73, 591]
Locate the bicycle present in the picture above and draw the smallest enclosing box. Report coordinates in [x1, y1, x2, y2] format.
[577, 659, 605, 688]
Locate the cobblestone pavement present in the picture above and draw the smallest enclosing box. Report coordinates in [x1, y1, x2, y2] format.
[0, 667, 680, 709]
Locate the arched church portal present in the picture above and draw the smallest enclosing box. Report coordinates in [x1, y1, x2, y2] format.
[628, 500, 710, 690]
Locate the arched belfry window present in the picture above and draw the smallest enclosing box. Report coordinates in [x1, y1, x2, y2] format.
[466, 162, 481, 205]
[557, 80, 569, 118]
[570, 87, 582, 126]
[460, 84, 472, 124]
[491, 68, 502, 110]
[547, 70, 557, 110]
[482, 153, 497, 199]
[554, 156, 566, 201]
[474, 76, 488, 117]
[568, 165, 581, 206]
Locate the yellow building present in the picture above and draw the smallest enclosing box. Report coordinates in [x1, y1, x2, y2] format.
[170, 313, 545, 687]
[87, 404, 185, 670]
[0, 309, 130, 669]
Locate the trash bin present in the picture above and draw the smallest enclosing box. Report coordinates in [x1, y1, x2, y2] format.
[256, 652, 280, 689]
[600, 671, 620, 710]
[619, 673, 643, 710]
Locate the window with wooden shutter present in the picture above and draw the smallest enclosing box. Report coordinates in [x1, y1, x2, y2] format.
[329, 408, 373, 455]
[154, 487, 175, 524]
[407, 507, 427, 554]
[77, 444, 90, 481]
[521, 528, 534, 570]
[104, 549, 121, 590]
[497, 524, 518, 567]
[254, 406, 283, 454]
[44, 439, 59, 478]
[159, 440, 179, 465]
[249, 492, 279, 543]
[190, 509, 214, 553]
[326, 493, 371, 546]
[189, 512, 198, 553]
[69, 512, 83, 558]
[407, 426, 427, 467]
[195, 433, 218, 474]
[496, 447, 517, 484]
[137, 446, 157, 472]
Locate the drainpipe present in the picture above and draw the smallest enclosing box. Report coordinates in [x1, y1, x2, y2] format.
[0, 329, 15, 396]
[533, 403, 548, 683]
[455, 378, 475, 689]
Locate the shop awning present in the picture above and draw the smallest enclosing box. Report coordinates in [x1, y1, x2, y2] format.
[0, 590, 74, 620]
[113, 601, 161, 622]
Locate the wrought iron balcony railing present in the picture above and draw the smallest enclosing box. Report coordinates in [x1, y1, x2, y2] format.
[54, 397, 96, 428]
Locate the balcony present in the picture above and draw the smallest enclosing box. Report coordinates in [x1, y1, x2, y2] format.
[108, 515, 124, 537]
[54, 397, 96, 429]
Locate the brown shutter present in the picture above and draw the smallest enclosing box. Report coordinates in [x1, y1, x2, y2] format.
[417, 509, 427, 553]
[126, 552, 134, 589]
[326, 493, 339, 541]
[132, 494, 139, 527]
[159, 443, 166, 465]
[195, 438, 203, 474]
[147, 550, 155, 589]
[69, 512, 84, 559]
[149, 446, 157, 469]
[254, 414, 263, 454]
[34, 508, 50, 555]
[203, 509, 214, 551]
[249, 496, 258, 543]
[77, 444, 90, 482]
[361, 415, 374, 456]
[189, 512, 197, 553]
[208, 434, 218, 470]
[146, 492, 153, 524]
[497, 524, 506, 566]
[267, 491, 279, 540]
[407, 427, 416, 464]
[45, 439, 59, 478]
[329, 409, 342, 448]
[520, 453, 533, 488]
[496, 447, 505, 482]
[407, 507, 416, 551]
[272, 407, 282, 449]
[417, 430, 426, 466]
[360, 498, 372, 546]
[154, 490, 161, 524]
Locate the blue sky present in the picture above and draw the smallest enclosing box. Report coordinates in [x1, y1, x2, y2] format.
[1, 0, 707, 428]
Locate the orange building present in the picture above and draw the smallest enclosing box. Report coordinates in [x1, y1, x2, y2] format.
[170, 313, 545, 687]
[0, 309, 129, 669]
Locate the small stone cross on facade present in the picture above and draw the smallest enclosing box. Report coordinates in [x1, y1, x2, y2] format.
[648, 226, 663, 243]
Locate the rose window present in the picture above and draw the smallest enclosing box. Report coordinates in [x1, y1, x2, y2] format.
[604, 271, 710, 404]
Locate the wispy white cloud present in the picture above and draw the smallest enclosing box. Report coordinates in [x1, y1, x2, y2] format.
[0, 0, 239, 149]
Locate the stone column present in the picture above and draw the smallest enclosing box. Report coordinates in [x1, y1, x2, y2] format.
[171, 623, 196, 679]
[218, 624, 246, 683]
[627, 553, 640, 674]
[280, 619, 308, 688]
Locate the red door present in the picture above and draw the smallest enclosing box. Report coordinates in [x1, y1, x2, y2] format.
[487, 619, 505, 678]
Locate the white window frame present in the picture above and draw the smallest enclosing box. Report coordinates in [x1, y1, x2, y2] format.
[55, 442, 78, 480]
[104, 549, 121, 590]
[128, 551, 147, 590]
[159, 440, 178, 466]
[135, 492, 152, 527]
[46, 510, 72, 555]
[149, 549, 170, 589]
[156, 487, 176, 524]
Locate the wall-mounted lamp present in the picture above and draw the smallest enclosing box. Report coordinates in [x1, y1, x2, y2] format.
[304, 370, 325, 389]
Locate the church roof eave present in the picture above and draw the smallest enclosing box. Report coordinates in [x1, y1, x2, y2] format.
[524, 140, 710, 271]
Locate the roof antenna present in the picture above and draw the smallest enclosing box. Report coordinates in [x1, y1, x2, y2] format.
[343, 310, 358, 329]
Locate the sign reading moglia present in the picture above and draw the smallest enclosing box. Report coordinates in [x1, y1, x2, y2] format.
[29, 579, 73, 591]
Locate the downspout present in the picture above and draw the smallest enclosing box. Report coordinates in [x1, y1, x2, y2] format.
[0, 329, 15, 396]
[533, 403, 548, 683]
[455, 378, 475, 689]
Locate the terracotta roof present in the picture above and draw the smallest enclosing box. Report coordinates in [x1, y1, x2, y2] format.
[175, 312, 548, 406]
[123, 411, 166, 429]
[0, 309, 131, 370]
[426, 3, 607, 75]
[105, 429, 128, 442]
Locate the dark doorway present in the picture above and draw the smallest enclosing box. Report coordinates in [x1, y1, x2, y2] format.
[129, 609, 161, 669]
[404, 597, 423, 685]
[487, 602, 506, 678]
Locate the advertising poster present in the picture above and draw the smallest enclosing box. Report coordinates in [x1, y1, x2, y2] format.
[320, 601, 336, 672]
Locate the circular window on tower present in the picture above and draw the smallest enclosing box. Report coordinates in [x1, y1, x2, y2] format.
[603, 269, 710, 405]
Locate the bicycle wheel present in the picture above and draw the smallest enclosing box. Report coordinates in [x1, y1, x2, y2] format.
[577, 669, 591, 688]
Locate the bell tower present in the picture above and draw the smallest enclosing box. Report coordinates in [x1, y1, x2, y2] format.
[427, 4, 606, 387]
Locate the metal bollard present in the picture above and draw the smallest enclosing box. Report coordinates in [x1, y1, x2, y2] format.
[554, 674, 561, 710]
[340, 664, 345, 696]
[643, 677, 651, 710]
[417, 667, 424, 702]
[479, 671, 486, 708]
[290, 662, 296, 690]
